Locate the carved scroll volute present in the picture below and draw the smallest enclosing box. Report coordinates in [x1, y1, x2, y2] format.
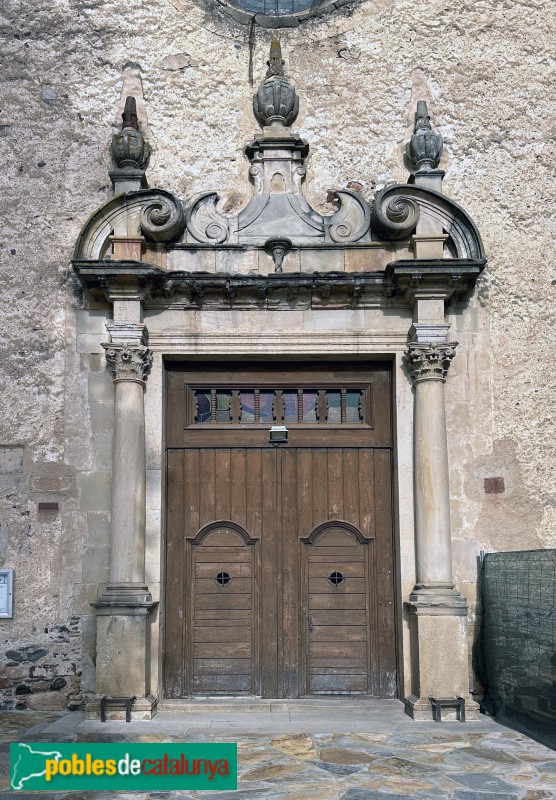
[371, 185, 420, 241]
[185, 192, 229, 244]
[325, 189, 371, 243]
[140, 190, 186, 242]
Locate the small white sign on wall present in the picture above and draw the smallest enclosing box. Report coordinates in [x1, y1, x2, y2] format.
[0, 570, 13, 618]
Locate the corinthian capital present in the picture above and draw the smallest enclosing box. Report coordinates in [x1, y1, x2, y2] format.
[104, 343, 153, 384]
[405, 341, 458, 383]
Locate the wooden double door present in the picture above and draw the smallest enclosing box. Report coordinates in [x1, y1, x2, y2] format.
[164, 362, 397, 698]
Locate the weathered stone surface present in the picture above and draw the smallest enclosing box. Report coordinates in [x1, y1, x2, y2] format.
[319, 748, 376, 765]
[25, 691, 69, 710]
[5, 649, 47, 663]
[271, 734, 317, 760]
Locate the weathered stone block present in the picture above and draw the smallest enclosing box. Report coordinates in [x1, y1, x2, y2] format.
[76, 309, 107, 334]
[5, 648, 47, 663]
[89, 402, 114, 433]
[26, 691, 69, 710]
[86, 512, 110, 548]
[76, 334, 105, 355]
[77, 471, 111, 511]
[0, 447, 24, 474]
[81, 545, 110, 582]
[30, 475, 73, 493]
[87, 372, 114, 403]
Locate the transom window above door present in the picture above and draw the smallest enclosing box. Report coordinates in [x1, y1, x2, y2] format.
[192, 387, 366, 425]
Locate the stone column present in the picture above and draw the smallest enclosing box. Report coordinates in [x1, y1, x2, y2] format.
[88, 339, 157, 720]
[404, 341, 479, 720]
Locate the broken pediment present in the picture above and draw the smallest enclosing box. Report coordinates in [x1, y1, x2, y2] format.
[73, 40, 485, 305]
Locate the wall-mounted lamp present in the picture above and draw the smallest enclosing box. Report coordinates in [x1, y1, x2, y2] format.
[269, 425, 288, 445]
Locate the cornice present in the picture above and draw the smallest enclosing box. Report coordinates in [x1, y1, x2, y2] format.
[73, 257, 485, 310]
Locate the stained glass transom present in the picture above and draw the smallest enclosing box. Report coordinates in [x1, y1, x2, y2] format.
[193, 387, 364, 425]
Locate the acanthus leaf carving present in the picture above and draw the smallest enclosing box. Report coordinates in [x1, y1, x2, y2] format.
[325, 189, 371, 243]
[104, 343, 153, 384]
[405, 342, 458, 383]
[185, 191, 229, 244]
[371, 184, 420, 241]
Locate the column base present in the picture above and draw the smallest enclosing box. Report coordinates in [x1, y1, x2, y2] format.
[85, 693, 158, 721]
[404, 693, 479, 721]
[405, 588, 476, 720]
[408, 584, 468, 615]
[91, 583, 154, 615]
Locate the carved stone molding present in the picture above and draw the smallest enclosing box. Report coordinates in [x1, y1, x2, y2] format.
[104, 343, 153, 384]
[405, 342, 458, 383]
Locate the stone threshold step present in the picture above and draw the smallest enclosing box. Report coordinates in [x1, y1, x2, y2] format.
[159, 698, 402, 714]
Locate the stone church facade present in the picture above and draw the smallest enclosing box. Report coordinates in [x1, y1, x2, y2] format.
[0, 0, 554, 719]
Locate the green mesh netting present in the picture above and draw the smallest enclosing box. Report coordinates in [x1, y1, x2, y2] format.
[479, 549, 556, 749]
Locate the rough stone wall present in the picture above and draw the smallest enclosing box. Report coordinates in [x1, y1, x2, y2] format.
[0, 0, 554, 705]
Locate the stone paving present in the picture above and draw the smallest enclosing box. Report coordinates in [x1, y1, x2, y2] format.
[1, 700, 555, 800]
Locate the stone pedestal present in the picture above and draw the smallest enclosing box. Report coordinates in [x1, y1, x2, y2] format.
[405, 340, 478, 720]
[405, 611, 478, 720]
[89, 338, 157, 719]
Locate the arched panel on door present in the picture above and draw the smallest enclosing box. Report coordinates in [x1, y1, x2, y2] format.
[301, 521, 374, 695]
[188, 521, 259, 695]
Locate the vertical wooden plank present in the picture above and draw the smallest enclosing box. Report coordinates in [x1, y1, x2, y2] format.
[371, 368, 392, 446]
[312, 449, 328, 528]
[296, 448, 312, 695]
[183, 450, 200, 537]
[198, 448, 216, 527]
[165, 370, 185, 447]
[246, 448, 262, 694]
[164, 449, 185, 698]
[246, 449, 262, 537]
[215, 448, 231, 520]
[327, 449, 344, 520]
[358, 448, 375, 539]
[261, 448, 278, 696]
[296, 449, 313, 538]
[231, 448, 247, 529]
[343, 449, 360, 528]
[183, 449, 200, 694]
[374, 449, 397, 697]
[280, 447, 299, 698]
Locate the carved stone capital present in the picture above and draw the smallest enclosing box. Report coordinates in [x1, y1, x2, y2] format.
[104, 343, 153, 385]
[405, 342, 458, 383]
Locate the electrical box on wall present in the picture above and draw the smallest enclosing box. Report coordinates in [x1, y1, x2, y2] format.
[0, 570, 13, 618]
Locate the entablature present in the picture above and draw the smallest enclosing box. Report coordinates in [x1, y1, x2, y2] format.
[73, 258, 485, 311]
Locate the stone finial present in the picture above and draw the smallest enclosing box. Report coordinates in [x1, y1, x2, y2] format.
[405, 100, 443, 173]
[111, 96, 150, 170]
[253, 40, 299, 130]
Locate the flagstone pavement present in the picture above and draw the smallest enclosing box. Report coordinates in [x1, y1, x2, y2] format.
[1, 699, 555, 800]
